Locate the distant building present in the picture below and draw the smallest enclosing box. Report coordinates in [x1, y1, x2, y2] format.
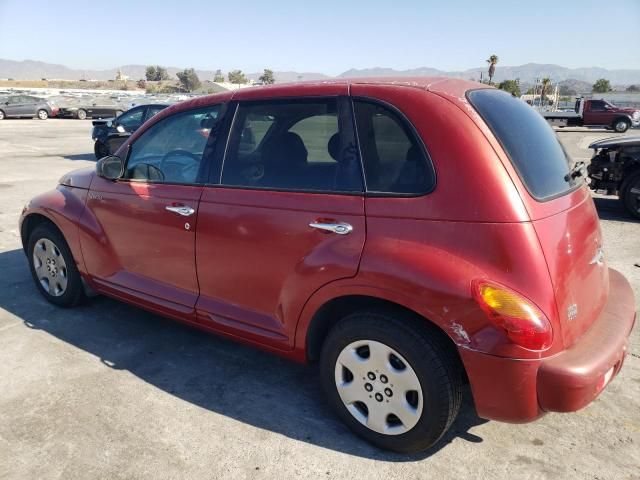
[115, 69, 129, 82]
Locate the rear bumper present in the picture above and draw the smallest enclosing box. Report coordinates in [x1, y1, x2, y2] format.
[460, 268, 636, 423]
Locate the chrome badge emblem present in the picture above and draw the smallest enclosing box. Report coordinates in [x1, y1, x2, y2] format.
[567, 303, 578, 321]
[589, 246, 605, 266]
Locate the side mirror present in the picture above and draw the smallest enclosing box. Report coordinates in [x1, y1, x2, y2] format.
[96, 155, 124, 180]
[116, 125, 126, 133]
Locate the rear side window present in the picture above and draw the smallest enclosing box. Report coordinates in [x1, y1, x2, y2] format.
[353, 100, 434, 194]
[468, 89, 578, 200]
[221, 98, 363, 192]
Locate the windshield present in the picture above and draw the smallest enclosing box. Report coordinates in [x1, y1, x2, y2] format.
[468, 89, 581, 200]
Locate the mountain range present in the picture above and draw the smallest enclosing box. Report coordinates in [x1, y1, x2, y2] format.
[1, 59, 640, 85]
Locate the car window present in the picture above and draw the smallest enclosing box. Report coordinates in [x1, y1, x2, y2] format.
[353, 99, 434, 194]
[124, 105, 221, 184]
[221, 99, 363, 192]
[590, 100, 606, 111]
[8, 97, 21, 104]
[117, 108, 144, 128]
[289, 115, 337, 163]
[468, 89, 579, 200]
[145, 105, 165, 121]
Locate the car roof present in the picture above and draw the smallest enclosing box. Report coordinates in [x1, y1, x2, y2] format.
[589, 136, 640, 149]
[169, 77, 486, 114]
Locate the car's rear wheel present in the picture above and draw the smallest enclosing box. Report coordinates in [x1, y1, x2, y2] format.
[27, 224, 83, 307]
[76, 109, 87, 120]
[37, 109, 48, 120]
[94, 141, 109, 159]
[0, 110, 5, 120]
[620, 170, 640, 219]
[613, 118, 630, 133]
[320, 310, 462, 453]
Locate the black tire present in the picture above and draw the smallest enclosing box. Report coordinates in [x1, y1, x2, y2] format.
[37, 109, 48, 120]
[620, 170, 640, 219]
[0, 109, 5, 120]
[320, 310, 462, 453]
[94, 141, 109, 159]
[613, 118, 630, 133]
[27, 223, 84, 307]
[76, 109, 87, 120]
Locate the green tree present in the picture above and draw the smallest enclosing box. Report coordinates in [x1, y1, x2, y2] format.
[486, 54, 499, 84]
[497, 79, 521, 97]
[145, 66, 157, 81]
[626, 84, 640, 92]
[540, 77, 552, 104]
[228, 69, 248, 84]
[592, 78, 612, 93]
[259, 68, 275, 85]
[176, 68, 201, 92]
[213, 69, 225, 82]
[145, 65, 169, 81]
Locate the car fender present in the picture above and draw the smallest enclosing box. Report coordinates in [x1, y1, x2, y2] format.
[20, 186, 89, 276]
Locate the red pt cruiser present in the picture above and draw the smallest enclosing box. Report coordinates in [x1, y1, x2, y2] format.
[20, 78, 636, 453]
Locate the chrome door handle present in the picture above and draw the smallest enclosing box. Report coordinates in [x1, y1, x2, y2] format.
[165, 205, 195, 216]
[309, 222, 353, 235]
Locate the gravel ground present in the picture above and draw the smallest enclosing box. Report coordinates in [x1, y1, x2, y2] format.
[0, 120, 638, 480]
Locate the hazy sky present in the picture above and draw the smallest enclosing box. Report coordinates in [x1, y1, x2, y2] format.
[1, 0, 639, 74]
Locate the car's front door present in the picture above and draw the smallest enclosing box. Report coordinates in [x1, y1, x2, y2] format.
[80, 104, 223, 313]
[583, 100, 610, 126]
[194, 96, 366, 348]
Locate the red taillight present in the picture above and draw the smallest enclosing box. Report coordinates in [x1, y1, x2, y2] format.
[472, 280, 553, 351]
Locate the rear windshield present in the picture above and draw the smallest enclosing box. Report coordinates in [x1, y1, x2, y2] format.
[468, 89, 578, 200]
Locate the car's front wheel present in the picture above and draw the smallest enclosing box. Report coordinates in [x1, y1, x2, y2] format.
[37, 109, 49, 120]
[613, 118, 630, 133]
[28, 224, 83, 307]
[0, 109, 5, 120]
[76, 109, 87, 120]
[320, 310, 462, 453]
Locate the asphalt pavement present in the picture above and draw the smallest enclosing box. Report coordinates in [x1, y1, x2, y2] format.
[0, 120, 638, 480]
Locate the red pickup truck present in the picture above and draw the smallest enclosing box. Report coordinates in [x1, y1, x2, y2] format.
[543, 98, 640, 132]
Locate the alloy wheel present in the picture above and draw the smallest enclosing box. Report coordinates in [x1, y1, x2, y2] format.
[37, 109, 48, 120]
[32, 238, 68, 297]
[615, 120, 628, 132]
[334, 340, 423, 435]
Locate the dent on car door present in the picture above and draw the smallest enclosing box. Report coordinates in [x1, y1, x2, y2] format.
[79, 105, 223, 312]
[195, 96, 366, 349]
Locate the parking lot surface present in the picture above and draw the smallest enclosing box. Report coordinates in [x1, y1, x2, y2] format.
[0, 120, 638, 480]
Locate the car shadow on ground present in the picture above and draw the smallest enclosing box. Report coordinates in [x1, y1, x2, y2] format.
[593, 196, 639, 223]
[0, 248, 487, 462]
[62, 153, 96, 162]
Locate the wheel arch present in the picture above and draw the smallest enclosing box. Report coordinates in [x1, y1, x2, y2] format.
[303, 293, 464, 379]
[20, 212, 62, 253]
[612, 115, 631, 128]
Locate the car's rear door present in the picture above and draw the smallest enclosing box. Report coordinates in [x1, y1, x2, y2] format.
[7, 96, 29, 116]
[194, 95, 366, 349]
[80, 104, 224, 314]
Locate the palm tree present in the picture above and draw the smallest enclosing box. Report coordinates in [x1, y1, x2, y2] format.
[486, 55, 499, 84]
[540, 77, 552, 105]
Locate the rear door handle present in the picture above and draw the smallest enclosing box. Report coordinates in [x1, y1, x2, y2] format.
[165, 205, 195, 216]
[309, 222, 353, 235]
